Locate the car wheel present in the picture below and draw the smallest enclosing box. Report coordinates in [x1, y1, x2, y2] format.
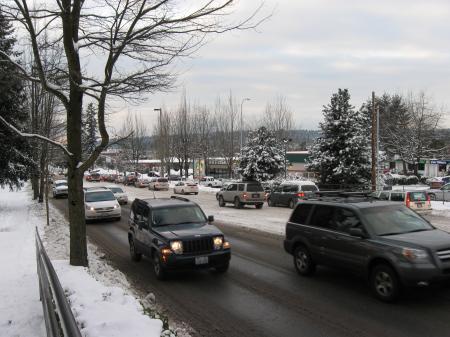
[214, 261, 229, 273]
[429, 193, 436, 201]
[293, 245, 316, 276]
[153, 253, 166, 280]
[129, 237, 142, 262]
[181, 189, 185, 195]
[208, 184, 212, 187]
[234, 197, 242, 209]
[289, 199, 295, 209]
[370, 264, 400, 302]
[255, 203, 263, 209]
[219, 196, 225, 207]
[115, 216, 121, 221]
[194, 192, 198, 195]
[268, 198, 274, 207]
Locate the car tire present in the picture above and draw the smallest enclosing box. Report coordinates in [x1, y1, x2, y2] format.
[153, 253, 166, 280]
[195, 192, 198, 195]
[429, 193, 436, 201]
[181, 189, 185, 195]
[234, 197, 242, 209]
[219, 196, 225, 207]
[115, 216, 121, 221]
[293, 245, 316, 276]
[370, 264, 400, 302]
[289, 199, 295, 209]
[129, 237, 142, 262]
[255, 203, 263, 209]
[214, 261, 229, 273]
[268, 198, 274, 207]
[208, 184, 212, 187]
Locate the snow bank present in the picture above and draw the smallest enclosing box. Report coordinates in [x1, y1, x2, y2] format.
[0, 186, 45, 337]
[53, 261, 162, 337]
[431, 201, 450, 217]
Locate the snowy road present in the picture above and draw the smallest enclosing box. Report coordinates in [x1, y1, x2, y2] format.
[51, 185, 450, 337]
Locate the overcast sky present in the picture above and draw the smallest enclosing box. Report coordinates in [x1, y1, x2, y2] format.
[109, 0, 450, 131]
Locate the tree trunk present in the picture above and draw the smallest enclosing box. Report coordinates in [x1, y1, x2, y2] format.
[38, 145, 47, 203]
[402, 160, 407, 175]
[32, 174, 39, 200]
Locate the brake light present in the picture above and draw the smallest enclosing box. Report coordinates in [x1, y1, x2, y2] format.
[426, 193, 431, 206]
[297, 192, 305, 198]
[406, 193, 410, 208]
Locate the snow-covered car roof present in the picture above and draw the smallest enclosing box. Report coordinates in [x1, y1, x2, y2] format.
[54, 180, 67, 184]
[280, 180, 317, 186]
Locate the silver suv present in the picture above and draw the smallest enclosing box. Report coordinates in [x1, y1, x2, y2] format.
[217, 181, 265, 209]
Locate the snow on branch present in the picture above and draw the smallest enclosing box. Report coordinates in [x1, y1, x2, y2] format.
[0, 116, 73, 158]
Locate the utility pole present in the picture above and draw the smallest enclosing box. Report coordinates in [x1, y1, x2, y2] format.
[240, 98, 250, 155]
[371, 92, 377, 191]
[154, 108, 163, 177]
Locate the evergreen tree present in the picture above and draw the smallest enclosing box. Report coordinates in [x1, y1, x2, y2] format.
[238, 126, 285, 181]
[82, 102, 97, 157]
[307, 89, 370, 187]
[0, 9, 34, 188]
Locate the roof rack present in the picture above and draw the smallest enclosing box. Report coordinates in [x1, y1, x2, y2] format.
[170, 196, 190, 202]
[312, 190, 375, 203]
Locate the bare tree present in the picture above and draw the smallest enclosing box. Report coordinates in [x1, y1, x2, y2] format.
[259, 95, 294, 140]
[118, 112, 148, 171]
[1, 0, 265, 266]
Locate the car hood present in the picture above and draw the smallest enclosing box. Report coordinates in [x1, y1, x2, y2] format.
[85, 200, 118, 208]
[379, 229, 450, 250]
[114, 192, 127, 198]
[153, 223, 222, 240]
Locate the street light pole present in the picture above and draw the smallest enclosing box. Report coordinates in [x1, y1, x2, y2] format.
[282, 138, 292, 179]
[154, 108, 163, 176]
[240, 98, 250, 156]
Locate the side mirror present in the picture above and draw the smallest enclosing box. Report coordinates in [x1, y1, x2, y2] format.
[208, 215, 214, 223]
[349, 227, 365, 238]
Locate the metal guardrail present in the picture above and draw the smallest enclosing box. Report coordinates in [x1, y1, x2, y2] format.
[35, 227, 82, 337]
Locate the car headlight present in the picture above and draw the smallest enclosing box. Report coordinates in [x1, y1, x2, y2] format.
[213, 236, 223, 250]
[85, 204, 94, 211]
[114, 204, 119, 209]
[170, 240, 183, 254]
[402, 248, 429, 263]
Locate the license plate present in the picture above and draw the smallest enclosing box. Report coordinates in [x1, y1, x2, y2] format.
[252, 193, 259, 198]
[416, 203, 422, 208]
[195, 256, 208, 265]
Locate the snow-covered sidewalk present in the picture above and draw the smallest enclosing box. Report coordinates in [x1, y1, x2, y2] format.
[0, 186, 166, 337]
[0, 187, 45, 337]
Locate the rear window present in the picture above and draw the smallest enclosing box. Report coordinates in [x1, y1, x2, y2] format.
[282, 185, 298, 193]
[290, 204, 313, 224]
[157, 178, 168, 183]
[409, 191, 427, 202]
[246, 184, 263, 192]
[301, 185, 318, 192]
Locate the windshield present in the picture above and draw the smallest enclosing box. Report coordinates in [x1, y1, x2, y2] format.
[247, 184, 263, 192]
[157, 178, 168, 183]
[55, 182, 67, 187]
[363, 205, 434, 236]
[152, 206, 206, 227]
[85, 191, 116, 202]
[109, 187, 123, 193]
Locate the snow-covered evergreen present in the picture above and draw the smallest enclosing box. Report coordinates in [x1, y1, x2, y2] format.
[237, 127, 285, 181]
[82, 102, 97, 157]
[0, 9, 34, 188]
[307, 89, 370, 187]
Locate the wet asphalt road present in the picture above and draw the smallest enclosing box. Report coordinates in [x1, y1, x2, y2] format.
[51, 198, 450, 337]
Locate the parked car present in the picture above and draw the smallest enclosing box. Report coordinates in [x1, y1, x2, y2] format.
[199, 176, 223, 188]
[135, 175, 151, 188]
[89, 172, 101, 182]
[216, 181, 265, 209]
[105, 185, 129, 204]
[149, 177, 169, 191]
[371, 190, 431, 214]
[426, 183, 450, 201]
[114, 174, 125, 184]
[128, 196, 231, 279]
[267, 181, 319, 209]
[52, 179, 68, 198]
[84, 188, 121, 222]
[124, 174, 137, 186]
[284, 197, 450, 302]
[174, 181, 199, 195]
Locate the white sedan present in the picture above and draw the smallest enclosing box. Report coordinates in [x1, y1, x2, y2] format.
[105, 185, 129, 204]
[173, 181, 199, 195]
[53, 180, 68, 198]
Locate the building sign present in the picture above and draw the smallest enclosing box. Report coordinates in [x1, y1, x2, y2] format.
[430, 160, 450, 165]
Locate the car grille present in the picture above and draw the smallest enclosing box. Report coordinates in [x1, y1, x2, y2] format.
[95, 207, 114, 211]
[436, 249, 450, 262]
[183, 237, 213, 254]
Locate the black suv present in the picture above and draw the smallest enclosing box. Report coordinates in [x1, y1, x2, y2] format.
[128, 196, 231, 279]
[284, 197, 450, 301]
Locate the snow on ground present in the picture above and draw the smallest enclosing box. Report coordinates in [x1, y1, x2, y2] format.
[431, 201, 450, 218]
[0, 186, 45, 337]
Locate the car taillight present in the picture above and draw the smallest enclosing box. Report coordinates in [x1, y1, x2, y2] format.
[426, 193, 431, 206]
[297, 192, 305, 198]
[406, 193, 410, 208]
